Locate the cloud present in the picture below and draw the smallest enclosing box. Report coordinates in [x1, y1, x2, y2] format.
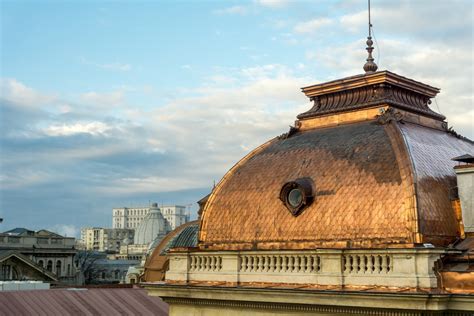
[43, 122, 112, 137]
[255, 0, 289, 8]
[213, 5, 247, 15]
[294, 18, 332, 34]
[338, 1, 472, 43]
[0, 78, 56, 107]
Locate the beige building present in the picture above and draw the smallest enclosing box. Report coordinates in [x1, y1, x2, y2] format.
[113, 204, 187, 230]
[0, 228, 77, 284]
[80, 227, 134, 253]
[144, 28, 474, 315]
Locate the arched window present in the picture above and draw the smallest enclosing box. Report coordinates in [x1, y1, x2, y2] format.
[101, 272, 106, 279]
[114, 270, 120, 279]
[38, 260, 44, 268]
[67, 264, 71, 276]
[47, 260, 53, 272]
[56, 261, 62, 277]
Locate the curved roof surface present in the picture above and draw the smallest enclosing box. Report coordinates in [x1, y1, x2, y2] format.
[143, 220, 199, 282]
[199, 120, 473, 250]
[134, 207, 170, 245]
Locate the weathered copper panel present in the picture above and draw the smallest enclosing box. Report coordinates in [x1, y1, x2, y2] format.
[399, 122, 474, 245]
[200, 121, 415, 250]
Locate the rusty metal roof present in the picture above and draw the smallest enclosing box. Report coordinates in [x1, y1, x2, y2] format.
[0, 287, 168, 315]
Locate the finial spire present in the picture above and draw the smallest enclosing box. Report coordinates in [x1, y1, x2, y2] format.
[363, 0, 378, 73]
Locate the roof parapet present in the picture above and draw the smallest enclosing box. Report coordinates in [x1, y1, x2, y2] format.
[298, 71, 443, 121]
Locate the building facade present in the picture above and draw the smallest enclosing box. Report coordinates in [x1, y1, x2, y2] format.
[145, 64, 474, 314]
[0, 228, 77, 284]
[80, 227, 134, 253]
[113, 204, 187, 230]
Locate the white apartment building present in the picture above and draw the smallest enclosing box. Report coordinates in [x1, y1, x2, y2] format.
[80, 227, 134, 253]
[113, 204, 188, 230]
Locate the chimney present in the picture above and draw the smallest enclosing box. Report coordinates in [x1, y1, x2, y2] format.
[453, 154, 474, 234]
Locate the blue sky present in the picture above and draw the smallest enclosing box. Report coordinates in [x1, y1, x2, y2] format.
[1, 0, 472, 237]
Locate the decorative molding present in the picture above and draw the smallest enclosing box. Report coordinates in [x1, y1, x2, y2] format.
[162, 297, 472, 316]
[376, 108, 404, 125]
[298, 83, 445, 121]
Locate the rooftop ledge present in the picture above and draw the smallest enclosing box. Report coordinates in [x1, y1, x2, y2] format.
[144, 282, 474, 313]
[163, 248, 453, 290]
[301, 70, 440, 99]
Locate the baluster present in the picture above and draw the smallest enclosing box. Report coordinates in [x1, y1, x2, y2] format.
[387, 255, 392, 273]
[269, 256, 275, 272]
[371, 256, 376, 273]
[381, 255, 388, 273]
[356, 256, 361, 273]
[283, 256, 288, 272]
[317, 256, 321, 272]
[288, 256, 293, 272]
[363, 256, 368, 273]
[349, 256, 354, 273]
[378, 255, 383, 273]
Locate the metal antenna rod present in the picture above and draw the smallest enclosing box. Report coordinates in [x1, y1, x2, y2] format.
[368, 0, 372, 37]
[363, 0, 378, 73]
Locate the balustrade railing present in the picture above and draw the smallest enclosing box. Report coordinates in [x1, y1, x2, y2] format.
[343, 254, 393, 274]
[189, 255, 223, 272]
[239, 254, 321, 273]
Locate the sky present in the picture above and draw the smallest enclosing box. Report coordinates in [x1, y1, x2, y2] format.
[1, 0, 472, 237]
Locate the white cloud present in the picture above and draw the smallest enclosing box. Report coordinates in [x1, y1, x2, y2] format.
[43, 121, 112, 136]
[0, 78, 56, 106]
[294, 18, 332, 33]
[255, 0, 289, 8]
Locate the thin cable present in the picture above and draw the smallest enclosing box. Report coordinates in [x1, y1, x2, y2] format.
[434, 98, 443, 115]
[371, 26, 381, 68]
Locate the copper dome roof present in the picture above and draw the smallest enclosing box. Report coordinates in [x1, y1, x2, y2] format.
[199, 71, 474, 250]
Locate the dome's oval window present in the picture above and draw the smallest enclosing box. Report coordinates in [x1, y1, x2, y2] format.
[288, 188, 303, 208]
[279, 178, 314, 216]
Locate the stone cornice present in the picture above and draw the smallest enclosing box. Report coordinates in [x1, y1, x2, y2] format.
[298, 71, 444, 121]
[145, 283, 474, 314]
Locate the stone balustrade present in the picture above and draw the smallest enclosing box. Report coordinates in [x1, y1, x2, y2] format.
[166, 248, 449, 288]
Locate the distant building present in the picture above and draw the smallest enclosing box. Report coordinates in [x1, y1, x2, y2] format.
[0, 228, 77, 284]
[80, 227, 134, 253]
[88, 259, 139, 284]
[113, 204, 173, 262]
[113, 203, 188, 230]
